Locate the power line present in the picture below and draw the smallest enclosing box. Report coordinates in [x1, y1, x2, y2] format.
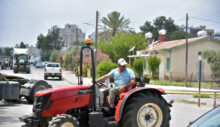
[190, 17, 220, 24]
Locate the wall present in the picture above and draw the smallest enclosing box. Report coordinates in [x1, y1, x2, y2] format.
[170, 39, 220, 81]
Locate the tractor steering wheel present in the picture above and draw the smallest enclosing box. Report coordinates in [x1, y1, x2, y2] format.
[96, 82, 108, 89]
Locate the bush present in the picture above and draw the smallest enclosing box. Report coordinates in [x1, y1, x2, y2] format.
[77, 65, 88, 77]
[147, 56, 161, 79]
[97, 61, 117, 78]
[49, 50, 60, 62]
[193, 93, 211, 98]
[133, 58, 143, 76]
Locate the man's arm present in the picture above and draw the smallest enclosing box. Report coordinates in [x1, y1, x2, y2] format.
[119, 78, 135, 93]
[96, 74, 111, 83]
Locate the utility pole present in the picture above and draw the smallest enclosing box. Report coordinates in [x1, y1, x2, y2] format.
[185, 13, 189, 87]
[76, 26, 78, 53]
[95, 11, 99, 77]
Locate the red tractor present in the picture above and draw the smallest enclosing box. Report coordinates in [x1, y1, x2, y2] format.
[20, 40, 172, 127]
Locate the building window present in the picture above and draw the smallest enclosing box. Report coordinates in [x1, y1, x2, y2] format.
[167, 58, 170, 71]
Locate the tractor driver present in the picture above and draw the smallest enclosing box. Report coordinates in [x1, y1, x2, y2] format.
[96, 58, 135, 108]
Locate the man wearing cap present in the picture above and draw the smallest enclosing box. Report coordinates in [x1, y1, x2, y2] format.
[96, 58, 135, 108]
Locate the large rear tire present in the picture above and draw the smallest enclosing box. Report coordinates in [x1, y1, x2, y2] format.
[48, 114, 79, 127]
[26, 65, 30, 74]
[13, 66, 18, 73]
[121, 92, 170, 127]
[25, 80, 51, 104]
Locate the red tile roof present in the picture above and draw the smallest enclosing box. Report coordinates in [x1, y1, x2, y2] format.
[141, 36, 208, 52]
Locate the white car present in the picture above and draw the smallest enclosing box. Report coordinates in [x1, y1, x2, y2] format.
[44, 63, 62, 80]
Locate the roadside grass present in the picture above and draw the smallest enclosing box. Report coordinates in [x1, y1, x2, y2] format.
[178, 99, 197, 104]
[192, 93, 211, 98]
[149, 80, 220, 89]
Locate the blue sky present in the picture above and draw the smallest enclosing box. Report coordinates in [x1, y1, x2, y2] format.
[0, 0, 220, 47]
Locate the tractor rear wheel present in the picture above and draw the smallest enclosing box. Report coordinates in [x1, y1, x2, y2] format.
[25, 80, 51, 104]
[26, 65, 30, 73]
[121, 92, 170, 127]
[48, 114, 79, 127]
[13, 66, 18, 73]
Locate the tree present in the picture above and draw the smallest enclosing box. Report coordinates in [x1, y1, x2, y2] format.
[202, 49, 220, 79]
[41, 50, 52, 61]
[4, 48, 13, 56]
[140, 16, 178, 41]
[49, 50, 60, 62]
[63, 46, 78, 71]
[0, 49, 2, 55]
[20, 41, 26, 48]
[36, 26, 62, 51]
[147, 56, 161, 79]
[168, 30, 191, 41]
[99, 33, 146, 63]
[101, 11, 131, 37]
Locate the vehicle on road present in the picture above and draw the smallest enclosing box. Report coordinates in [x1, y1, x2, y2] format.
[0, 56, 13, 70]
[20, 39, 172, 127]
[44, 63, 62, 80]
[42, 61, 48, 68]
[188, 105, 220, 127]
[0, 73, 51, 104]
[13, 48, 30, 73]
[35, 62, 44, 68]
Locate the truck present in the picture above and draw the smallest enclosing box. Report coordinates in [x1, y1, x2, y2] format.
[44, 62, 62, 80]
[13, 48, 30, 73]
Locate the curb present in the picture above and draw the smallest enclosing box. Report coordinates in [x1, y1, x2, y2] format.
[166, 91, 220, 95]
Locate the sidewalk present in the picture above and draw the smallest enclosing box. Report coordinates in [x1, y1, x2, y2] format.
[62, 71, 92, 85]
[62, 71, 220, 94]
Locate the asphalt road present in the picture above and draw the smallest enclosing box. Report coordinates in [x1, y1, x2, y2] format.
[0, 66, 214, 127]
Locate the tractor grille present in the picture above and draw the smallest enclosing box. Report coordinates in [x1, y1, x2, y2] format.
[33, 94, 51, 117]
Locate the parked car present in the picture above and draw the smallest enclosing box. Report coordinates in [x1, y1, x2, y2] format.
[188, 105, 220, 127]
[44, 63, 62, 80]
[35, 62, 44, 68]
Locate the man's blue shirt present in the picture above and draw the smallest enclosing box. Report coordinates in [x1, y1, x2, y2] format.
[108, 67, 135, 88]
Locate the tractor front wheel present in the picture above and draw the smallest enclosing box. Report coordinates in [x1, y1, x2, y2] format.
[121, 92, 170, 127]
[48, 114, 79, 127]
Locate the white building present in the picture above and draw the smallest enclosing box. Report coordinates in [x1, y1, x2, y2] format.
[59, 24, 85, 48]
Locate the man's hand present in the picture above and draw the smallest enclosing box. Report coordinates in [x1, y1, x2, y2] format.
[119, 86, 126, 93]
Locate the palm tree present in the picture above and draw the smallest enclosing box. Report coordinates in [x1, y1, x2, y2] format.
[101, 11, 131, 37]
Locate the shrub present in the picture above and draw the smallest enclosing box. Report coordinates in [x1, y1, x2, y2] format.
[49, 50, 60, 62]
[133, 58, 143, 76]
[97, 61, 117, 78]
[193, 93, 211, 98]
[147, 56, 161, 79]
[77, 65, 88, 77]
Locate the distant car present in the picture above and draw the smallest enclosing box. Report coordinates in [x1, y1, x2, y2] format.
[35, 62, 44, 68]
[42, 62, 48, 68]
[187, 105, 220, 127]
[44, 63, 62, 80]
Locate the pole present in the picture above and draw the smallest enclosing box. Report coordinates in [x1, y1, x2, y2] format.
[76, 26, 78, 53]
[185, 13, 189, 87]
[95, 11, 99, 77]
[213, 92, 216, 108]
[198, 52, 201, 107]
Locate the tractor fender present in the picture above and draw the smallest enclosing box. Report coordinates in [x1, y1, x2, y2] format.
[115, 87, 165, 122]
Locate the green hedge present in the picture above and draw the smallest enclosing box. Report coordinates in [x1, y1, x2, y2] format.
[97, 61, 117, 78]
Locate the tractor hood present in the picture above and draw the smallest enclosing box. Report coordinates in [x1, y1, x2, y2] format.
[35, 85, 92, 99]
